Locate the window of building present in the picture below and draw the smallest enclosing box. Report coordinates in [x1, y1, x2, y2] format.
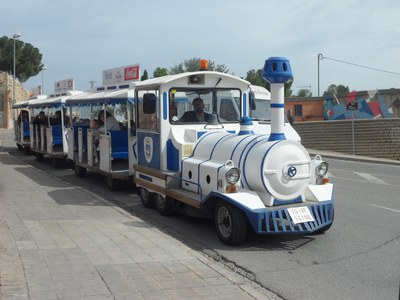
[294, 104, 303, 116]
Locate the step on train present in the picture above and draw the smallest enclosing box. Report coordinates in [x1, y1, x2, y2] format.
[13, 57, 334, 245]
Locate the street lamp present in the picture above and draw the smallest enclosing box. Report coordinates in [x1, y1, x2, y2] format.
[13, 33, 21, 104]
[41, 66, 47, 95]
[317, 53, 323, 97]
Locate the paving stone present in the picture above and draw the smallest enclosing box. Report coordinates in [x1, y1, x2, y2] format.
[0, 134, 275, 300]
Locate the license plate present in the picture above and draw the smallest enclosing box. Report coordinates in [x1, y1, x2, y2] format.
[287, 206, 315, 224]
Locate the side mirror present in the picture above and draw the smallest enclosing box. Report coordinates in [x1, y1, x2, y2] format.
[143, 93, 156, 114]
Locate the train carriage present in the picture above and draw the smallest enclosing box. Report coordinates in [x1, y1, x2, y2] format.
[133, 58, 334, 245]
[12, 99, 34, 153]
[27, 91, 83, 166]
[66, 85, 137, 190]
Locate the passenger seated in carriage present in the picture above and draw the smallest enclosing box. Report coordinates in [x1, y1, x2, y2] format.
[17, 110, 29, 123]
[51, 110, 70, 126]
[98, 110, 120, 133]
[33, 111, 47, 126]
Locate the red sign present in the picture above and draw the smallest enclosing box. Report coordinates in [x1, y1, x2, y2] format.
[124, 66, 140, 81]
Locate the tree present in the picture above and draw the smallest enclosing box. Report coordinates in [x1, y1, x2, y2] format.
[245, 68, 293, 97]
[140, 69, 148, 81]
[245, 69, 269, 89]
[0, 36, 43, 83]
[323, 84, 350, 97]
[169, 57, 229, 74]
[153, 67, 168, 78]
[297, 89, 312, 97]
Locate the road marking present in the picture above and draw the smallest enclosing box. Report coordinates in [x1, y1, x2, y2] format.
[353, 172, 388, 185]
[369, 204, 400, 213]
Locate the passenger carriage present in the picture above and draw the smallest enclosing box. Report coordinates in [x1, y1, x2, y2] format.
[27, 91, 83, 167]
[66, 85, 137, 190]
[12, 98, 37, 153]
[133, 58, 334, 245]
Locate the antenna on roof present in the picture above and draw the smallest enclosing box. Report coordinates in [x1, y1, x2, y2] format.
[88, 80, 97, 91]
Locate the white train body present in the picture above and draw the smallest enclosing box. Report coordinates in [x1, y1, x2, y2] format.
[249, 84, 300, 141]
[132, 59, 334, 245]
[13, 58, 334, 245]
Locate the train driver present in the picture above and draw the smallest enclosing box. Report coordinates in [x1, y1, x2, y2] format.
[180, 97, 211, 123]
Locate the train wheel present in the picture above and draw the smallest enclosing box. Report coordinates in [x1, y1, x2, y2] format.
[74, 163, 86, 177]
[139, 188, 155, 208]
[155, 194, 173, 216]
[36, 153, 44, 161]
[214, 201, 247, 246]
[106, 175, 122, 191]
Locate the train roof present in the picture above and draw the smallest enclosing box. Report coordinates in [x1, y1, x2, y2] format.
[12, 100, 31, 109]
[132, 71, 250, 90]
[12, 95, 48, 109]
[66, 87, 134, 106]
[250, 85, 271, 100]
[28, 90, 84, 108]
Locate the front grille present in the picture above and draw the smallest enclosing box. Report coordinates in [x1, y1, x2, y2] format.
[260, 202, 333, 233]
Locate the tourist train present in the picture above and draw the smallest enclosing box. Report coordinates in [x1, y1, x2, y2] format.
[13, 57, 334, 245]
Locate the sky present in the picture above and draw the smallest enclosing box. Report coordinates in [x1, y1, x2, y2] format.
[2, 0, 400, 96]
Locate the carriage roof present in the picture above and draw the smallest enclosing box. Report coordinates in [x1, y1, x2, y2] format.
[28, 91, 84, 108]
[66, 87, 134, 106]
[132, 71, 250, 90]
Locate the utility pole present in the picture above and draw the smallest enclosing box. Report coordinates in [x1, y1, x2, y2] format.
[317, 53, 323, 97]
[88, 80, 96, 91]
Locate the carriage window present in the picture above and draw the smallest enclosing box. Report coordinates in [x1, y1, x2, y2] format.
[169, 88, 241, 124]
[137, 90, 158, 130]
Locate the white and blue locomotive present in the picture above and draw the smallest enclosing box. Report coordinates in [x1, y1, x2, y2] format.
[133, 57, 334, 245]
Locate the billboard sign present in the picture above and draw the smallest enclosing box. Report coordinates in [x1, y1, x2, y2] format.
[54, 78, 75, 93]
[102, 64, 140, 85]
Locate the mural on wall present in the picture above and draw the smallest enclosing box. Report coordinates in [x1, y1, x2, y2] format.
[324, 90, 393, 120]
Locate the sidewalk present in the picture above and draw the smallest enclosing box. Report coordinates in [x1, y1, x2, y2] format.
[0, 129, 274, 300]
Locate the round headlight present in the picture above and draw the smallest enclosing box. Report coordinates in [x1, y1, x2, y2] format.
[226, 168, 240, 184]
[316, 162, 329, 177]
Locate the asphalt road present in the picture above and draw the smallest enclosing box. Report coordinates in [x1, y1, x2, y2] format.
[6, 147, 400, 300]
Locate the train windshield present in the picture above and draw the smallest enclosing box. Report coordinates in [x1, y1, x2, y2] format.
[250, 98, 272, 121]
[169, 88, 241, 124]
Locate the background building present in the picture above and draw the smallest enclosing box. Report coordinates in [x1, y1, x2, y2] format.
[0, 72, 30, 128]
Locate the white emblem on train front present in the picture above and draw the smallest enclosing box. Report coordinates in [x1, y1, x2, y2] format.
[144, 137, 153, 163]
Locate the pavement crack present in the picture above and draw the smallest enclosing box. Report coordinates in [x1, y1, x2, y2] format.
[95, 267, 116, 300]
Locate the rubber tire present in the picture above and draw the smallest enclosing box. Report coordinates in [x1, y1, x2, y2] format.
[74, 163, 87, 177]
[155, 194, 173, 216]
[139, 188, 155, 208]
[214, 201, 247, 246]
[106, 175, 122, 191]
[36, 153, 44, 161]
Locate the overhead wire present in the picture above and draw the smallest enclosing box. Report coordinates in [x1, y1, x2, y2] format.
[320, 55, 400, 76]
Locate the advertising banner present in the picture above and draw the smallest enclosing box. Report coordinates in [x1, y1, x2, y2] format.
[102, 64, 140, 85]
[54, 78, 75, 93]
